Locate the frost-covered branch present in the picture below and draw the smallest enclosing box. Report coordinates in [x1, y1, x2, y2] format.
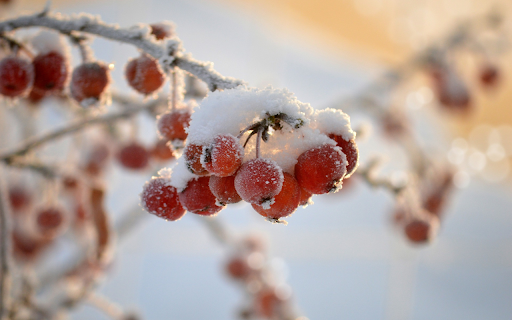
[0, 9, 245, 91]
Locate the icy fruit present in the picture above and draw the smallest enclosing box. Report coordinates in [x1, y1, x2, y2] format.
[184, 143, 209, 176]
[157, 110, 191, 141]
[295, 144, 346, 194]
[209, 175, 242, 205]
[70, 62, 109, 105]
[203, 134, 244, 177]
[32, 51, 68, 93]
[0, 56, 34, 97]
[141, 177, 185, 221]
[328, 134, 359, 177]
[252, 172, 300, 219]
[178, 176, 223, 215]
[125, 54, 165, 95]
[234, 158, 284, 205]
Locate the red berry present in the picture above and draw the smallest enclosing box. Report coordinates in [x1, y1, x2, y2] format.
[35, 206, 66, 238]
[70, 62, 109, 105]
[11, 230, 48, 261]
[254, 289, 285, 319]
[117, 142, 150, 170]
[32, 51, 68, 93]
[234, 158, 284, 205]
[209, 175, 242, 205]
[150, 23, 173, 40]
[9, 185, 32, 213]
[479, 64, 500, 88]
[184, 143, 209, 176]
[404, 217, 439, 244]
[150, 139, 175, 162]
[178, 176, 223, 216]
[203, 134, 244, 177]
[62, 175, 79, 191]
[0, 56, 34, 97]
[298, 186, 312, 207]
[225, 256, 251, 280]
[27, 88, 46, 104]
[83, 142, 111, 176]
[141, 177, 185, 221]
[328, 134, 359, 177]
[157, 110, 191, 141]
[252, 172, 300, 220]
[125, 55, 165, 95]
[294, 144, 346, 194]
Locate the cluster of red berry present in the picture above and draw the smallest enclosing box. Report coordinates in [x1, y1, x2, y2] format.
[0, 23, 172, 106]
[224, 236, 298, 319]
[141, 87, 359, 223]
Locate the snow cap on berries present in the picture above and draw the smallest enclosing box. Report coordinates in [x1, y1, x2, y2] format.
[169, 160, 196, 192]
[31, 30, 69, 56]
[313, 108, 355, 141]
[187, 85, 313, 146]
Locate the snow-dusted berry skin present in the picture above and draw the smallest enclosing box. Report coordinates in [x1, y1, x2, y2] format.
[252, 172, 300, 219]
[140, 177, 185, 221]
[82, 142, 111, 176]
[203, 134, 244, 177]
[32, 51, 68, 93]
[0, 56, 34, 97]
[209, 175, 242, 205]
[125, 55, 165, 95]
[70, 62, 109, 105]
[157, 110, 191, 141]
[328, 134, 359, 178]
[234, 158, 284, 205]
[35, 206, 66, 238]
[184, 143, 209, 176]
[298, 186, 312, 207]
[404, 217, 438, 244]
[117, 142, 150, 170]
[178, 176, 223, 215]
[150, 139, 174, 162]
[11, 230, 48, 262]
[294, 144, 347, 194]
[254, 288, 285, 319]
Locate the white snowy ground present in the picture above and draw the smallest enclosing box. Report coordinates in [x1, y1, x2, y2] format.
[6, 0, 512, 319]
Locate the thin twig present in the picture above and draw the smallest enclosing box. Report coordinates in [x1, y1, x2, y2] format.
[0, 165, 11, 320]
[0, 99, 163, 162]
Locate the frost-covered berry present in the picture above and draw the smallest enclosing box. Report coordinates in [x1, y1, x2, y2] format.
[184, 143, 209, 176]
[82, 142, 111, 176]
[203, 134, 244, 177]
[32, 51, 68, 93]
[141, 177, 185, 221]
[294, 144, 346, 194]
[125, 54, 165, 95]
[157, 110, 191, 141]
[252, 172, 300, 220]
[117, 142, 150, 170]
[178, 176, 223, 215]
[234, 158, 284, 206]
[209, 175, 242, 205]
[0, 56, 34, 97]
[328, 134, 359, 178]
[70, 62, 109, 106]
